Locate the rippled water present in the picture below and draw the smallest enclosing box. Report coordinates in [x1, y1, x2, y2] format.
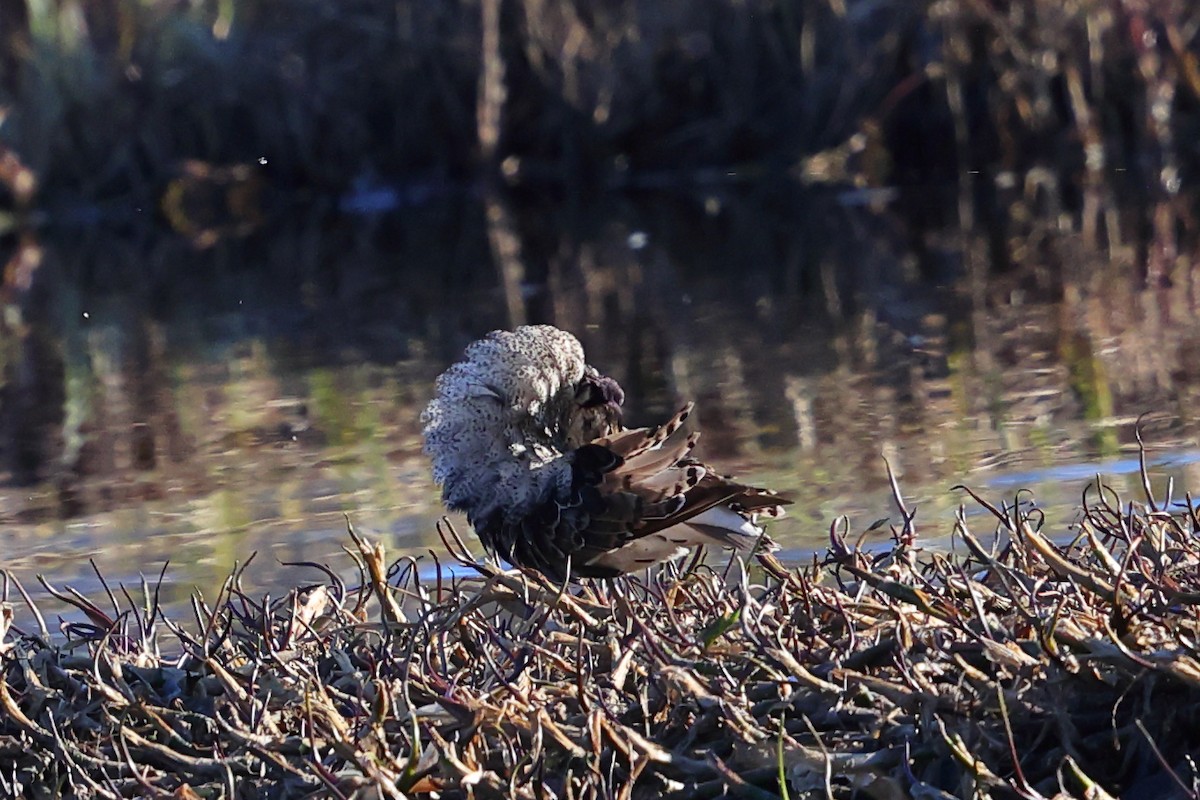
[4, 188, 1200, 620]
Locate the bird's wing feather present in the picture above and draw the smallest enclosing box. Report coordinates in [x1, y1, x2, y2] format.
[574, 405, 791, 574]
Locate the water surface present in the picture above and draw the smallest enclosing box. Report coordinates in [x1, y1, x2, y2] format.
[3, 188, 1200, 620]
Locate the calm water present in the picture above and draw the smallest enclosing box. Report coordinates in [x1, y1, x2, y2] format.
[4, 187, 1200, 619]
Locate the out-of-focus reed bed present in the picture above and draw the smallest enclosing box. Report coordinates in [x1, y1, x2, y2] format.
[3, 458, 1200, 798]
[2, 0, 1199, 246]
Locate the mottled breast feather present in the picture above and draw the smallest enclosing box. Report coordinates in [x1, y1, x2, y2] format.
[422, 325, 791, 582]
[421, 325, 586, 532]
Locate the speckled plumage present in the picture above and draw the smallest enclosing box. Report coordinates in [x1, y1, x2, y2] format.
[422, 325, 790, 581]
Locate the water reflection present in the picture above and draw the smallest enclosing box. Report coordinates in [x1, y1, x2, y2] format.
[3, 186, 1200, 619]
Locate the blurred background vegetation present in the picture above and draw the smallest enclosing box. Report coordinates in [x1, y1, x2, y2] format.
[2, 0, 1196, 283]
[2, 0, 1200, 600]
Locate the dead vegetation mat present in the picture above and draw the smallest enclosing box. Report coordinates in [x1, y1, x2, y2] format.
[3, 466, 1200, 799]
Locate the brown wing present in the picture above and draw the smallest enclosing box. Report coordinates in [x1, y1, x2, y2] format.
[577, 405, 791, 573]
[482, 404, 791, 580]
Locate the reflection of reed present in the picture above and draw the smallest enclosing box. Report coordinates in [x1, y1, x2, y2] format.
[1, 202, 1200, 622]
[2, 189, 1200, 513]
[4, 177, 1200, 541]
[0, 311, 62, 488]
[0, 0, 30, 97]
[483, 190, 527, 327]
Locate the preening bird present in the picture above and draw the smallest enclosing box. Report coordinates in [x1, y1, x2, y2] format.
[421, 325, 791, 581]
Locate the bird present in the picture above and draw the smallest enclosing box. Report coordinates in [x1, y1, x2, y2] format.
[421, 325, 791, 581]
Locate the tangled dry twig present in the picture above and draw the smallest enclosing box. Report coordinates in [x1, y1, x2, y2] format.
[3, 457, 1200, 798]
